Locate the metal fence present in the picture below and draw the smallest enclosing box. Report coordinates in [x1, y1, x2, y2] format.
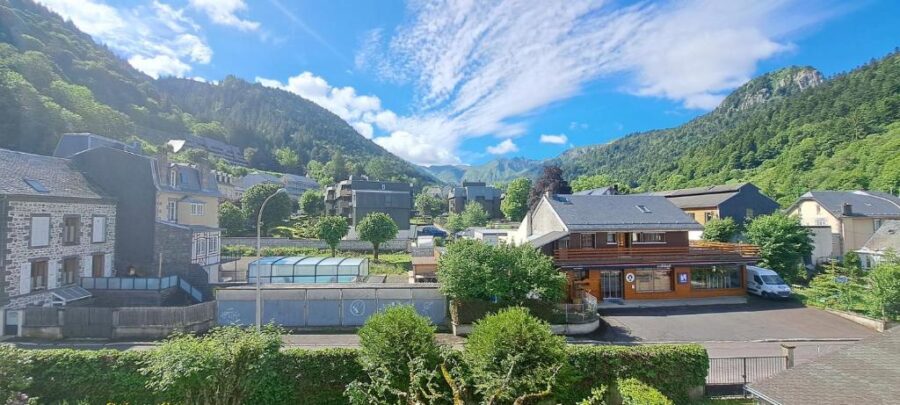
[81, 275, 204, 302]
[707, 356, 788, 396]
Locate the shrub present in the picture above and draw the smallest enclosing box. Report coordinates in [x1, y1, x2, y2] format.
[346, 305, 446, 404]
[616, 378, 673, 405]
[463, 307, 567, 404]
[0, 344, 31, 404]
[866, 258, 900, 320]
[142, 326, 286, 405]
[701, 217, 738, 242]
[279, 348, 363, 405]
[222, 244, 256, 257]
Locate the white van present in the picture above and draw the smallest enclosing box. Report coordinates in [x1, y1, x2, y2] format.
[747, 266, 792, 299]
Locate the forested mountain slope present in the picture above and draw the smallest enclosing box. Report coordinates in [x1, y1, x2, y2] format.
[420, 157, 543, 185]
[0, 0, 431, 185]
[554, 52, 900, 205]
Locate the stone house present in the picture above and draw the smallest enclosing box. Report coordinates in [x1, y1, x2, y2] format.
[70, 147, 222, 286]
[786, 191, 900, 264]
[0, 149, 116, 316]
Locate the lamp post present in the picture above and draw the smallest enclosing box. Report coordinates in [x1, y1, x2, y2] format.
[256, 188, 287, 331]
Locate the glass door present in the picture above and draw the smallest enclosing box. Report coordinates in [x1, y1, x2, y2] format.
[600, 270, 623, 300]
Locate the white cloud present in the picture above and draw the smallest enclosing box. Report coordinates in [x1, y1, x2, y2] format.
[351, 0, 833, 164]
[540, 134, 568, 145]
[37, 0, 213, 78]
[189, 0, 259, 31]
[486, 139, 519, 155]
[352, 122, 374, 139]
[374, 131, 458, 166]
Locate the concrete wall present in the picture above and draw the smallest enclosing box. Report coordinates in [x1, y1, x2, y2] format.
[217, 284, 446, 327]
[222, 237, 409, 252]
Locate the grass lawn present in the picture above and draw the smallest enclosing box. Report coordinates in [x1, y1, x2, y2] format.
[317, 250, 411, 275]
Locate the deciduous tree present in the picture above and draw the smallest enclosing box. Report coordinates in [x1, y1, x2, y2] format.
[746, 214, 813, 284]
[356, 212, 399, 261]
[461, 202, 489, 228]
[218, 201, 245, 236]
[241, 183, 292, 233]
[528, 166, 572, 208]
[501, 178, 530, 221]
[299, 189, 325, 217]
[415, 193, 445, 218]
[316, 216, 349, 257]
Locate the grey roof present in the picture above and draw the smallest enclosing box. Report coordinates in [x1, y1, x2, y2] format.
[168, 134, 248, 166]
[545, 195, 703, 231]
[859, 220, 900, 253]
[53, 132, 141, 158]
[665, 192, 739, 209]
[449, 184, 502, 200]
[0, 148, 109, 200]
[574, 186, 615, 196]
[641, 182, 764, 208]
[794, 191, 900, 218]
[157, 163, 220, 196]
[646, 182, 750, 197]
[746, 327, 900, 405]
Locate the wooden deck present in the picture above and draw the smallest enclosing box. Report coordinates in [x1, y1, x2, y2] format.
[554, 242, 758, 265]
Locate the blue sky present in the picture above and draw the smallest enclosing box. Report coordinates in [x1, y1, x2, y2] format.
[38, 0, 900, 166]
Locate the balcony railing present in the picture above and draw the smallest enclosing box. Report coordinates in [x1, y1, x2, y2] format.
[554, 242, 758, 263]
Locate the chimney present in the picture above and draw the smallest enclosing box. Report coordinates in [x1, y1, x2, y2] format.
[198, 160, 211, 190]
[842, 203, 853, 216]
[157, 149, 169, 186]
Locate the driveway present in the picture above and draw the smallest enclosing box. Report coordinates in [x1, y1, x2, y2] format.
[591, 296, 876, 343]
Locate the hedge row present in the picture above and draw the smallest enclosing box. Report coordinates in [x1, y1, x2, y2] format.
[9, 344, 705, 404]
[617, 377, 674, 405]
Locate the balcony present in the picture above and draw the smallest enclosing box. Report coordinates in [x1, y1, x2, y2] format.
[553, 242, 758, 267]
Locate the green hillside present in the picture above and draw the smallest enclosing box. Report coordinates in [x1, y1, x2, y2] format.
[0, 0, 432, 185]
[555, 52, 900, 205]
[420, 157, 543, 185]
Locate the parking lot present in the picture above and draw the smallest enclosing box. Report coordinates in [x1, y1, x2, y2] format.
[593, 296, 876, 343]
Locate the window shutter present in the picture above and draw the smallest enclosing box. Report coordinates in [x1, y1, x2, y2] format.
[47, 261, 58, 289]
[104, 254, 113, 277]
[19, 263, 31, 295]
[82, 255, 93, 277]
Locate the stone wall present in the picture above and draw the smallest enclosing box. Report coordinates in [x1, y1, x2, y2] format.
[3, 198, 116, 309]
[222, 237, 409, 252]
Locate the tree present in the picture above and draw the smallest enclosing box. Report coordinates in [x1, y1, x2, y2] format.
[345, 305, 444, 404]
[438, 239, 566, 304]
[325, 151, 350, 182]
[274, 147, 300, 173]
[528, 165, 572, 208]
[316, 216, 349, 257]
[463, 307, 567, 404]
[867, 255, 900, 320]
[306, 160, 331, 186]
[415, 193, 445, 218]
[461, 202, 489, 228]
[241, 183, 292, 233]
[356, 212, 399, 261]
[501, 178, 531, 221]
[570, 174, 615, 192]
[299, 189, 325, 217]
[364, 156, 396, 181]
[746, 214, 813, 284]
[701, 217, 738, 242]
[445, 213, 466, 235]
[218, 201, 246, 236]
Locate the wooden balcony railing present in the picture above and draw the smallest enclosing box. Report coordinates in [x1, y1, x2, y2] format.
[554, 242, 759, 262]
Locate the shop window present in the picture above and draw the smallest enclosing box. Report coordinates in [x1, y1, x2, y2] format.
[691, 265, 742, 289]
[634, 268, 672, 292]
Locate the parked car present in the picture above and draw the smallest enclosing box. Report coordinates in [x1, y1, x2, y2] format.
[418, 226, 448, 238]
[747, 266, 792, 299]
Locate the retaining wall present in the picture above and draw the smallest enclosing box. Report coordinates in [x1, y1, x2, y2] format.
[222, 237, 409, 252]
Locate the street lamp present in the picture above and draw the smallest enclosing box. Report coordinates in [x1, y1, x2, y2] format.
[256, 188, 287, 331]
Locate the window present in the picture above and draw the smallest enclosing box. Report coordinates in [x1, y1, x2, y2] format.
[636, 205, 652, 213]
[209, 235, 219, 253]
[31, 261, 48, 290]
[169, 169, 177, 186]
[63, 216, 80, 245]
[746, 208, 755, 218]
[704, 212, 716, 222]
[691, 265, 742, 289]
[633, 232, 665, 243]
[634, 268, 672, 292]
[606, 233, 617, 244]
[815, 218, 828, 226]
[92, 254, 105, 277]
[62, 257, 78, 285]
[24, 179, 49, 193]
[190, 202, 205, 216]
[92, 216, 107, 243]
[874, 219, 883, 232]
[581, 233, 596, 249]
[167, 200, 178, 222]
[688, 212, 696, 220]
[30, 216, 50, 247]
[557, 238, 569, 249]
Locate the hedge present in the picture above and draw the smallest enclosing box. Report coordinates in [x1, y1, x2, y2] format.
[452, 299, 567, 324]
[616, 377, 674, 405]
[6, 344, 706, 404]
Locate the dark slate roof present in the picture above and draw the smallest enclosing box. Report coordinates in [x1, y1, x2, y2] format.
[53, 133, 141, 158]
[574, 186, 615, 196]
[641, 182, 764, 208]
[0, 148, 108, 200]
[746, 327, 900, 405]
[647, 182, 750, 197]
[545, 195, 703, 231]
[860, 220, 900, 253]
[157, 163, 220, 196]
[795, 191, 900, 218]
[449, 184, 502, 200]
[665, 192, 739, 209]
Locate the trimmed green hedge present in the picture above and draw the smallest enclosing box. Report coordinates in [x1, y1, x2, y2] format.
[7, 343, 706, 404]
[617, 377, 674, 405]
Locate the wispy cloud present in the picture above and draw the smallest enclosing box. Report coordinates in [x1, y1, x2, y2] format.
[486, 139, 519, 155]
[188, 0, 259, 32]
[37, 0, 214, 78]
[269, 0, 346, 60]
[351, 0, 834, 164]
[540, 134, 568, 145]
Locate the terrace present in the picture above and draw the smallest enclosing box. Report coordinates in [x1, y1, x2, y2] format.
[554, 241, 759, 267]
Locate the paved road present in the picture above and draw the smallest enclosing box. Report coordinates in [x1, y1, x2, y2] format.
[593, 296, 875, 343]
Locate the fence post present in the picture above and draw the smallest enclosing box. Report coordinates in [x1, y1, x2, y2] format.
[781, 344, 796, 368]
[742, 357, 747, 386]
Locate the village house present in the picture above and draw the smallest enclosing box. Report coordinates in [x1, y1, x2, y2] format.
[856, 219, 899, 269]
[512, 194, 758, 304]
[786, 191, 900, 264]
[645, 183, 779, 239]
[0, 149, 116, 332]
[325, 177, 413, 229]
[70, 147, 222, 286]
[448, 181, 503, 219]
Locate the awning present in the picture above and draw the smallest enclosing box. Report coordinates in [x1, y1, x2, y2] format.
[51, 286, 92, 305]
[525, 231, 569, 248]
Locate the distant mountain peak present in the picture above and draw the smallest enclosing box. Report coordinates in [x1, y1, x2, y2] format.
[716, 66, 824, 113]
